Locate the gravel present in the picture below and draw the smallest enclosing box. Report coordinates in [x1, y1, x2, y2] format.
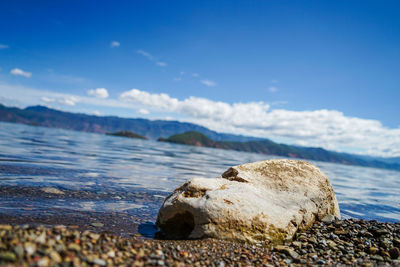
[0, 218, 399, 266]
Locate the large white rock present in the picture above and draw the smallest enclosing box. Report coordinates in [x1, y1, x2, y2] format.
[156, 159, 340, 245]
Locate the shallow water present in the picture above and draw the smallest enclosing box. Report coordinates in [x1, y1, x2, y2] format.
[0, 122, 399, 235]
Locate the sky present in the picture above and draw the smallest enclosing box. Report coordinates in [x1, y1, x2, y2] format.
[0, 0, 400, 157]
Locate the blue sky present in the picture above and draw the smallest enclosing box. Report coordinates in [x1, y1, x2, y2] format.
[1, 0, 400, 157]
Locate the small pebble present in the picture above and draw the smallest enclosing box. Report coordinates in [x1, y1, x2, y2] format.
[91, 222, 104, 227]
[0, 252, 16, 262]
[49, 251, 62, 263]
[369, 247, 379, 255]
[321, 214, 336, 223]
[13, 245, 24, 258]
[93, 258, 107, 266]
[389, 247, 400, 259]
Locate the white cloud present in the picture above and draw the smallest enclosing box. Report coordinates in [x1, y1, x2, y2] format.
[10, 68, 32, 78]
[110, 41, 120, 48]
[156, 61, 167, 67]
[0, 82, 132, 110]
[137, 50, 154, 60]
[58, 96, 79, 106]
[192, 73, 199, 77]
[120, 89, 179, 111]
[201, 79, 216, 87]
[138, 108, 149, 115]
[119, 88, 400, 157]
[87, 88, 109, 99]
[271, 79, 278, 83]
[119, 89, 270, 122]
[0, 44, 9, 49]
[41, 97, 55, 103]
[137, 49, 167, 67]
[268, 86, 278, 93]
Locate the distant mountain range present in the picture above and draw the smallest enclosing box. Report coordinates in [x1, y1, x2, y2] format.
[0, 104, 399, 171]
[0, 104, 259, 141]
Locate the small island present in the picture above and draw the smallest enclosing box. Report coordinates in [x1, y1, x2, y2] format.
[106, 130, 147, 140]
[158, 131, 224, 148]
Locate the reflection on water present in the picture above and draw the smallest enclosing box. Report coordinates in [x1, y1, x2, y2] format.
[0, 121, 399, 225]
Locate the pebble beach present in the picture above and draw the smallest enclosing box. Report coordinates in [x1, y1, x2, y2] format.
[1, 218, 399, 266]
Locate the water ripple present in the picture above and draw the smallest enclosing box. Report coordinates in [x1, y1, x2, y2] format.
[0, 122, 399, 223]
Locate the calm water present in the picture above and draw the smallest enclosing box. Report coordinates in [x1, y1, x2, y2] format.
[0, 122, 399, 234]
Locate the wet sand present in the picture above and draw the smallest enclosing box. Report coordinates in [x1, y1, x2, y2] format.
[0, 185, 163, 237]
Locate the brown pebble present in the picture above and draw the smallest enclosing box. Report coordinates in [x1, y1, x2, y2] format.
[334, 229, 348, 235]
[369, 247, 379, 255]
[0, 224, 12, 230]
[389, 247, 400, 259]
[49, 251, 62, 263]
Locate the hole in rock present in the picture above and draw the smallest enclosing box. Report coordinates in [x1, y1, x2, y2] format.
[160, 211, 195, 239]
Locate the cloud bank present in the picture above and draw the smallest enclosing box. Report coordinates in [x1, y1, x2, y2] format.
[119, 89, 400, 157]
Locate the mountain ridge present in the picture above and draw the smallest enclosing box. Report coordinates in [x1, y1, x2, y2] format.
[0, 104, 260, 142]
[159, 131, 400, 171]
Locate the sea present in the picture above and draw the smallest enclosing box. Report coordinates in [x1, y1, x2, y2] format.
[0, 122, 399, 236]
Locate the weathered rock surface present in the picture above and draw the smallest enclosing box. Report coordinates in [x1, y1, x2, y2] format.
[156, 159, 340, 245]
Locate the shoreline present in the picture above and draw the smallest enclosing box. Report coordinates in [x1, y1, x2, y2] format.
[1, 218, 399, 266]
